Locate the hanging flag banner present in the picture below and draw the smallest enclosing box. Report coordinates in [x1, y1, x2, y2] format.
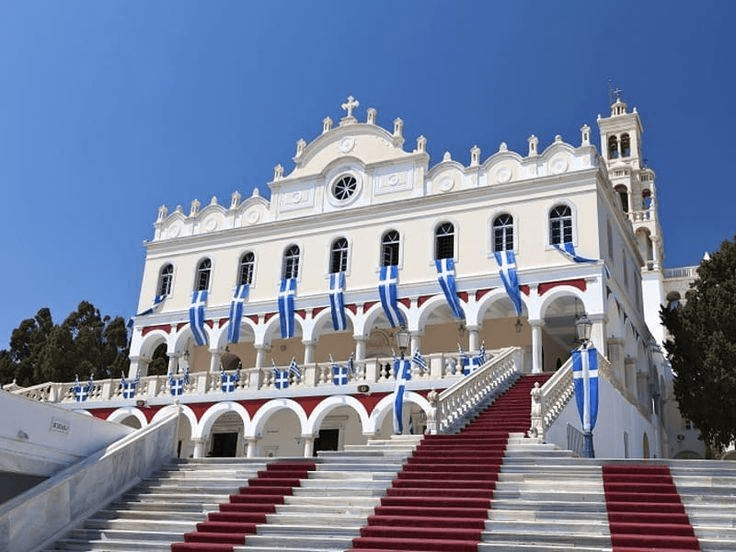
[168, 367, 190, 396]
[135, 294, 166, 318]
[120, 371, 140, 400]
[72, 375, 94, 402]
[494, 250, 522, 315]
[227, 284, 250, 343]
[554, 242, 597, 263]
[189, 290, 208, 346]
[378, 265, 405, 328]
[329, 272, 348, 331]
[278, 278, 297, 338]
[220, 368, 240, 393]
[572, 347, 599, 452]
[393, 357, 412, 434]
[435, 258, 465, 320]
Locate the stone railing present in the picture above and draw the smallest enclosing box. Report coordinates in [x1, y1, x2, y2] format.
[13, 350, 479, 406]
[628, 208, 656, 223]
[529, 350, 611, 440]
[428, 347, 522, 434]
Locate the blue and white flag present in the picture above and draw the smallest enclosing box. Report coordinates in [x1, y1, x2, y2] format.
[168, 367, 190, 396]
[72, 375, 94, 402]
[572, 347, 599, 434]
[189, 290, 208, 346]
[289, 357, 302, 381]
[459, 343, 481, 376]
[135, 294, 166, 317]
[494, 250, 522, 315]
[554, 242, 597, 263]
[278, 278, 297, 338]
[273, 362, 290, 390]
[331, 353, 356, 386]
[378, 264, 405, 328]
[435, 258, 465, 320]
[412, 349, 428, 373]
[120, 371, 140, 400]
[220, 368, 240, 393]
[329, 272, 348, 331]
[227, 284, 250, 343]
[392, 358, 412, 434]
[475, 341, 486, 366]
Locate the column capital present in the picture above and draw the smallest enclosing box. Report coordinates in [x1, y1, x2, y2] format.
[528, 319, 544, 328]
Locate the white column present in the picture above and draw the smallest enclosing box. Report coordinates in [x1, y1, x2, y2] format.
[467, 325, 480, 353]
[209, 348, 224, 373]
[590, 314, 606, 352]
[410, 333, 422, 355]
[302, 436, 315, 457]
[167, 353, 180, 375]
[255, 346, 267, 370]
[128, 356, 149, 378]
[192, 438, 207, 458]
[354, 336, 366, 362]
[530, 320, 544, 374]
[246, 437, 258, 458]
[303, 341, 315, 365]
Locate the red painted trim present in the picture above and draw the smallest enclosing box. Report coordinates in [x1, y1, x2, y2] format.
[346, 304, 358, 315]
[312, 306, 324, 316]
[205, 320, 214, 329]
[475, 288, 491, 301]
[295, 309, 306, 319]
[417, 295, 432, 307]
[398, 298, 410, 309]
[141, 324, 171, 337]
[176, 322, 187, 332]
[520, 284, 530, 296]
[264, 312, 276, 323]
[219, 318, 229, 328]
[538, 278, 586, 295]
[458, 291, 468, 302]
[247, 314, 259, 325]
[363, 301, 377, 312]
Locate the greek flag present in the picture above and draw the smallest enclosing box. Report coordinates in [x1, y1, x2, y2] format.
[273, 362, 290, 390]
[120, 371, 140, 399]
[220, 368, 240, 393]
[227, 284, 249, 343]
[331, 355, 349, 386]
[459, 343, 481, 376]
[494, 250, 522, 315]
[135, 294, 166, 317]
[475, 342, 486, 366]
[278, 278, 297, 338]
[412, 350, 428, 373]
[392, 358, 412, 434]
[572, 347, 599, 434]
[378, 264, 405, 328]
[289, 357, 302, 381]
[189, 290, 208, 346]
[329, 272, 348, 331]
[435, 258, 465, 319]
[168, 367, 190, 396]
[72, 375, 94, 402]
[554, 242, 597, 263]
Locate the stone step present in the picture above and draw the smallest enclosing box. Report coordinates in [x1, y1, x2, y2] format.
[485, 519, 611, 535]
[47, 538, 172, 551]
[237, 533, 354, 550]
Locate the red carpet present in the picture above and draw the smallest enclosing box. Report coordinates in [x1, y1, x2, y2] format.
[603, 464, 700, 551]
[348, 374, 550, 552]
[170, 460, 316, 552]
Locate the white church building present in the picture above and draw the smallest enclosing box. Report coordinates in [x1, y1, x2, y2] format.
[12, 95, 702, 463]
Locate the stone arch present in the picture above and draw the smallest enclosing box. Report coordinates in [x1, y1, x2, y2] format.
[305, 395, 371, 436]
[362, 300, 410, 335]
[137, 330, 171, 360]
[106, 407, 148, 428]
[249, 398, 309, 438]
[367, 391, 431, 434]
[416, 293, 466, 331]
[214, 315, 258, 350]
[194, 401, 251, 440]
[151, 404, 198, 430]
[475, 287, 528, 322]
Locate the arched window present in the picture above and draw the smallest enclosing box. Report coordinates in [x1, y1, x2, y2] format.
[434, 222, 455, 259]
[608, 135, 619, 159]
[614, 185, 629, 213]
[239, 252, 255, 286]
[330, 238, 349, 273]
[642, 189, 652, 210]
[195, 259, 211, 291]
[549, 205, 573, 245]
[282, 245, 300, 279]
[158, 264, 173, 297]
[492, 214, 513, 252]
[382, 230, 400, 267]
[620, 133, 631, 157]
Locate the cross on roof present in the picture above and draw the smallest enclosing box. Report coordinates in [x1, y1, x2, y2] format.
[341, 95, 359, 118]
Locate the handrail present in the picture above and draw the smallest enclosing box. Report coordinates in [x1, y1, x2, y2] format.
[427, 347, 522, 434]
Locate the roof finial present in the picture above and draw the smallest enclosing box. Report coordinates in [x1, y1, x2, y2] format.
[608, 79, 622, 104]
[341, 95, 359, 118]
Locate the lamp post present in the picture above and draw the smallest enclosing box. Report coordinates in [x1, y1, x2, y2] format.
[575, 312, 595, 458]
[396, 326, 410, 359]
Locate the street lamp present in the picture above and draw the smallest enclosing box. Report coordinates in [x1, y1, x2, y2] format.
[574, 311, 595, 458]
[575, 312, 592, 347]
[396, 327, 410, 359]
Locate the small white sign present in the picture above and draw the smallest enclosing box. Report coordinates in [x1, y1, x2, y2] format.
[50, 418, 70, 434]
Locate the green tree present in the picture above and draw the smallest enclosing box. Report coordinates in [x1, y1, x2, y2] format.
[661, 235, 736, 450]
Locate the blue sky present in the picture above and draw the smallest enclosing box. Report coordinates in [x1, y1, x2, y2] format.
[0, 1, 734, 347]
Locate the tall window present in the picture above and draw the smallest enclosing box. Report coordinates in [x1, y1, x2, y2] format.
[283, 245, 300, 279]
[330, 238, 349, 273]
[239, 252, 255, 285]
[196, 259, 211, 291]
[615, 185, 629, 213]
[434, 222, 455, 259]
[158, 264, 173, 297]
[608, 135, 619, 159]
[492, 214, 513, 252]
[620, 133, 631, 157]
[549, 205, 573, 245]
[382, 230, 400, 266]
